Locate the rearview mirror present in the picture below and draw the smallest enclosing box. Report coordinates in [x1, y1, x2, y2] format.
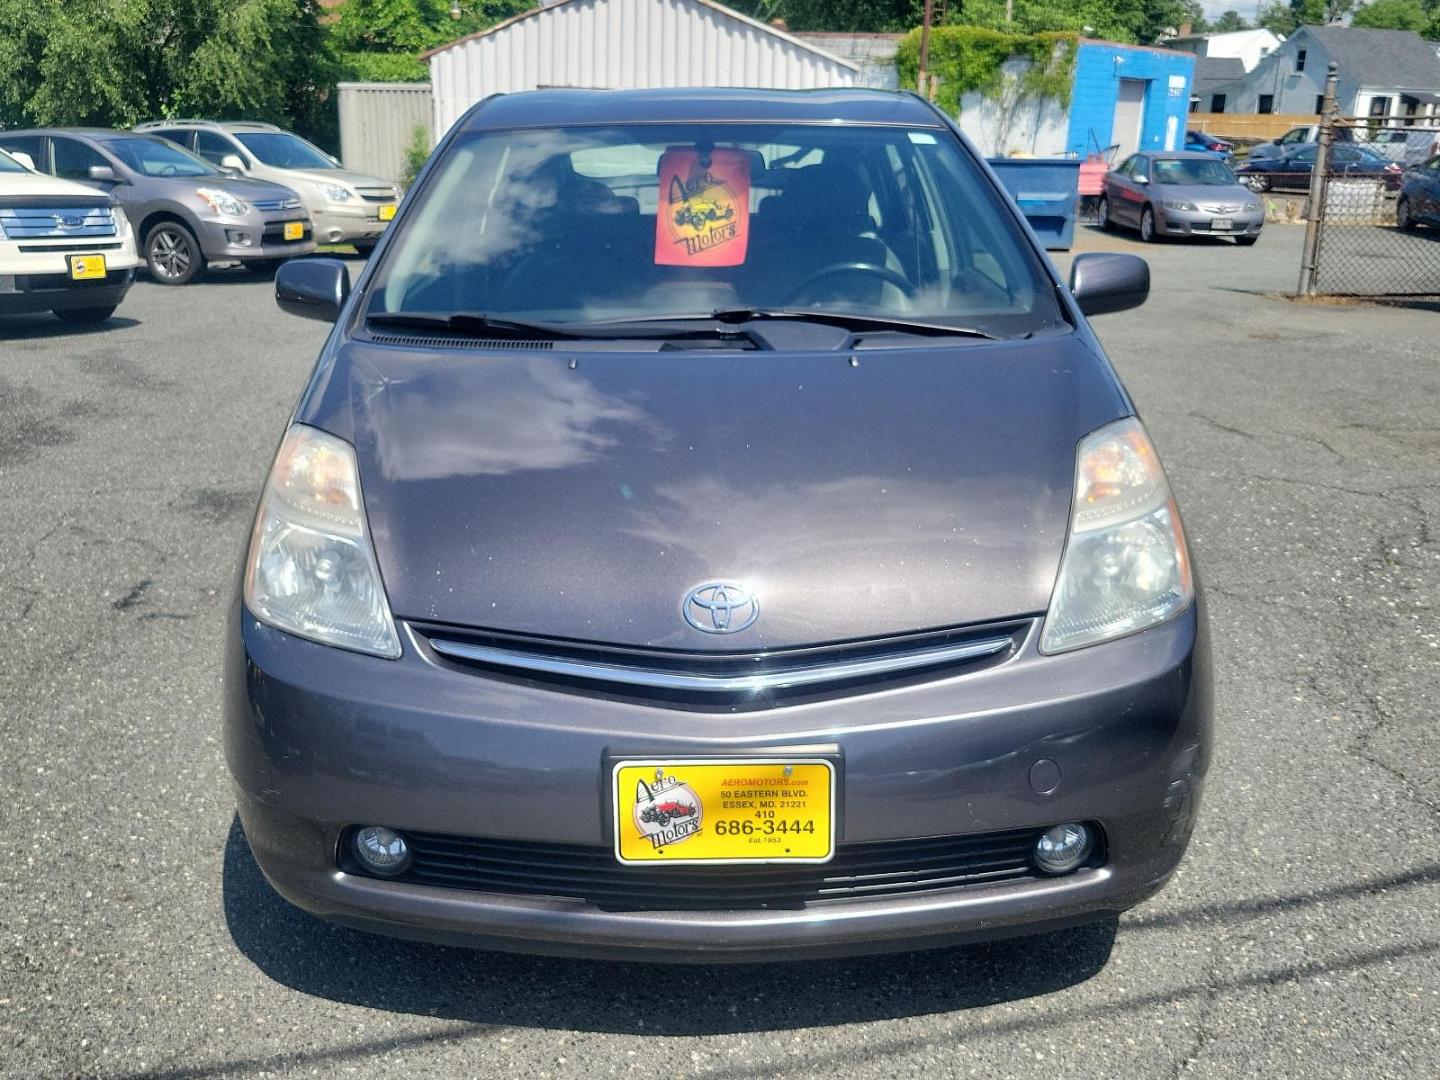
[276, 258, 350, 322]
[220, 153, 247, 173]
[1069, 253, 1149, 317]
[87, 165, 117, 182]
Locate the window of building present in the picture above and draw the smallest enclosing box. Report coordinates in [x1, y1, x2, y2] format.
[1210, 94, 1227, 113]
[1315, 95, 1325, 115]
[1258, 94, 1275, 114]
[1369, 97, 1391, 119]
[1295, 49, 1306, 73]
[1402, 95, 1419, 118]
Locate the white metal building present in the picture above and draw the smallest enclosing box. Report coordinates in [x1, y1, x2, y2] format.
[424, 0, 859, 136]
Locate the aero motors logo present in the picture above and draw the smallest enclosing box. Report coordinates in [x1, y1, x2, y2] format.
[633, 773, 703, 850]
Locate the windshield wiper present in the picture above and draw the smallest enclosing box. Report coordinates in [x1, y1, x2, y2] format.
[363, 310, 761, 343]
[591, 308, 1007, 341]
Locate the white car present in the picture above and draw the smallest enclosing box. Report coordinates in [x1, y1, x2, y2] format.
[0, 146, 141, 324]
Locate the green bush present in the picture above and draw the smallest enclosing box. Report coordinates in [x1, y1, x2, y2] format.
[400, 124, 432, 190]
[896, 26, 1078, 117]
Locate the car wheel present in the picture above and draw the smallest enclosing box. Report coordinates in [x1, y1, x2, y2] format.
[1243, 174, 1270, 193]
[1097, 196, 1112, 231]
[51, 305, 118, 326]
[1139, 206, 1158, 243]
[146, 222, 203, 285]
[353, 241, 377, 257]
[1396, 196, 1417, 231]
[1235, 235, 1259, 247]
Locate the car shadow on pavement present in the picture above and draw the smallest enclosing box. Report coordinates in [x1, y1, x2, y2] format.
[221, 817, 1116, 1034]
[0, 315, 141, 339]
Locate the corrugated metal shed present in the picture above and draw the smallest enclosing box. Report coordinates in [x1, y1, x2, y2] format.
[425, 0, 859, 136]
[337, 82, 434, 183]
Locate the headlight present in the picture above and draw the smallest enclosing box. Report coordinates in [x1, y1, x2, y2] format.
[317, 183, 353, 203]
[195, 187, 248, 216]
[1162, 200, 1197, 212]
[244, 424, 400, 658]
[1040, 418, 1193, 654]
[111, 205, 130, 235]
[1245, 202, 1261, 212]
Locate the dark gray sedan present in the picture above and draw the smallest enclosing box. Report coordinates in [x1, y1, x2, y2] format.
[226, 88, 1210, 962]
[1100, 151, 1263, 244]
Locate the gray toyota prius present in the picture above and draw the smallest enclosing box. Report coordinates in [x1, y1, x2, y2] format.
[226, 88, 1210, 963]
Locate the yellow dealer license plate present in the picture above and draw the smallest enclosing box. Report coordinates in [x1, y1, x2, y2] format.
[283, 221, 304, 241]
[612, 758, 834, 865]
[378, 204, 397, 222]
[68, 254, 106, 281]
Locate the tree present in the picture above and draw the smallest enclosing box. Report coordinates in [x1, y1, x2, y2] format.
[1211, 9, 1250, 30]
[332, 0, 540, 80]
[0, 0, 337, 144]
[1351, 0, 1428, 28]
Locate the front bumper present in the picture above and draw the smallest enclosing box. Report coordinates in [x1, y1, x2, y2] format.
[0, 268, 135, 315]
[1155, 207, 1264, 237]
[309, 203, 396, 245]
[224, 603, 1211, 962]
[195, 214, 316, 262]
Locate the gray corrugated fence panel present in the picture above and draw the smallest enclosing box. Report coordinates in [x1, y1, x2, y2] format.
[337, 82, 435, 184]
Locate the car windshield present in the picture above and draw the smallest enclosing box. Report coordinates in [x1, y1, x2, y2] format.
[0, 148, 27, 173]
[100, 135, 217, 178]
[235, 131, 336, 170]
[1151, 158, 1237, 185]
[367, 122, 1061, 336]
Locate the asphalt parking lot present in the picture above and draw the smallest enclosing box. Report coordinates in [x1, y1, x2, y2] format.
[2, 224, 1438, 1079]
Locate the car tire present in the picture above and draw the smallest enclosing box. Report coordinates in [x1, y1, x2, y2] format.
[1243, 174, 1270, 193]
[51, 305, 118, 326]
[1235, 235, 1259, 247]
[353, 241, 377, 257]
[145, 222, 204, 286]
[1396, 196, 1417, 232]
[1139, 206, 1158, 243]
[1097, 196, 1112, 231]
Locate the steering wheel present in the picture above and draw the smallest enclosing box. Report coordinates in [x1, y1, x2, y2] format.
[156, 165, 179, 176]
[783, 262, 914, 308]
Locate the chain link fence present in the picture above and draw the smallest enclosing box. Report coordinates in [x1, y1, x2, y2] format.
[1290, 118, 1440, 298]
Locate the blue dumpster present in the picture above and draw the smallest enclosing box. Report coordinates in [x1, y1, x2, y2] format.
[986, 158, 1081, 251]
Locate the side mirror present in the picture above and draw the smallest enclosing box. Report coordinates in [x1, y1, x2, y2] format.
[276, 258, 350, 322]
[220, 153, 247, 174]
[87, 164, 117, 182]
[1069, 253, 1149, 317]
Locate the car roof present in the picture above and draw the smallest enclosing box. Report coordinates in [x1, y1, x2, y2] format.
[138, 120, 283, 132]
[1145, 151, 1223, 160]
[461, 87, 945, 132]
[0, 128, 129, 139]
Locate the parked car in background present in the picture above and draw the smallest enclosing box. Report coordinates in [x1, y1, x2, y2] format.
[1248, 123, 1356, 161]
[1184, 130, 1234, 160]
[226, 86, 1210, 963]
[0, 129, 314, 285]
[1365, 127, 1440, 169]
[1397, 155, 1440, 230]
[137, 121, 400, 254]
[0, 146, 141, 324]
[1099, 151, 1262, 244]
[1235, 142, 1403, 193]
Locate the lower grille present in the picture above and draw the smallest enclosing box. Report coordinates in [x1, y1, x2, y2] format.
[262, 221, 311, 243]
[357, 188, 396, 202]
[355, 829, 1053, 911]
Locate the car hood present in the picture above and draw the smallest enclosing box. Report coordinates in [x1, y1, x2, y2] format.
[0, 172, 111, 200]
[288, 167, 393, 191]
[150, 174, 299, 203]
[1155, 183, 1255, 204]
[301, 334, 1129, 650]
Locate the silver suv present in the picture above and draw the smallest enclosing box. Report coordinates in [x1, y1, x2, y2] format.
[137, 121, 400, 253]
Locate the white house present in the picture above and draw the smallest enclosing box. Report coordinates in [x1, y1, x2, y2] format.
[423, 0, 859, 137]
[1166, 28, 1284, 74]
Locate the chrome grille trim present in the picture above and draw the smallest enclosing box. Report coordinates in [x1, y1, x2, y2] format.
[252, 197, 302, 212]
[0, 206, 116, 239]
[427, 635, 1014, 693]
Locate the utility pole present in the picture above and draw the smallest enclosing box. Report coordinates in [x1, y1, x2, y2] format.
[918, 0, 933, 100]
[1297, 62, 1338, 296]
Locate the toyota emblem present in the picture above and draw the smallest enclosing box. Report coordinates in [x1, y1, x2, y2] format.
[682, 582, 759, 635]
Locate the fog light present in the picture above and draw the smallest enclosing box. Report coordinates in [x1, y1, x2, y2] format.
[1034, 822, 1093, 875]
[353, 825, 411, 877]
[225, 229, 253, 247]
